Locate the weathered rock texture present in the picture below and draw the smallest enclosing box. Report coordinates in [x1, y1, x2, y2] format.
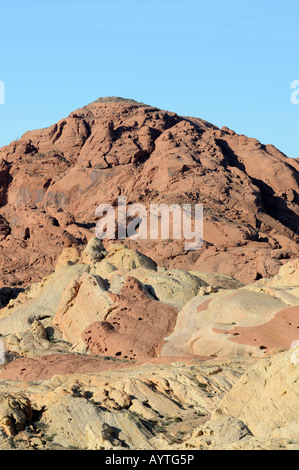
[0, 97, 298, 288]
[0, 97, 298, 451]
[0, 241, 296, 450]
[0, 242, 298, 364]
[0, 352, 297, 450]
[163, 258, 299, 358]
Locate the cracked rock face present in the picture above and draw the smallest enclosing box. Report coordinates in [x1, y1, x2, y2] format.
[0, 394, 32, 437]
[0, 98, 298, 287]
[0, 353, 297, 450]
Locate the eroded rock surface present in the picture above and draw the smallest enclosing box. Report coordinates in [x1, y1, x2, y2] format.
[0, 98, 298, 287]
[163, 259, 299, 358]
[0, 353, 297, 450]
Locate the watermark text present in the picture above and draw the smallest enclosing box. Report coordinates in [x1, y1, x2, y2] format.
[95, 197, 203, 251]
[290, 80, 299, 104]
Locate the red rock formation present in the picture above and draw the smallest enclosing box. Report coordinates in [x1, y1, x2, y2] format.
[0, 353, 129, 381]
[81, 276, 178, 360]
[215, 304, 299, 351]
[0, 97, 298, 288]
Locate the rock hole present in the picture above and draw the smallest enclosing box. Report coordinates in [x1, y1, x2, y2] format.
[24, 228, 30, 240]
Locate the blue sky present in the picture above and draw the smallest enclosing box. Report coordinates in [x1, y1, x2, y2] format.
[0, 0, 299, 157]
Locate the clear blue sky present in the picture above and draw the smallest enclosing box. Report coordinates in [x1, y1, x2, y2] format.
[0, 0, 299, 157]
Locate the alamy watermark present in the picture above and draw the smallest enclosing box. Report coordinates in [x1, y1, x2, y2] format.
[0, 81, 5, 104]
[290, 340, 299, 365]
[290, 80, 299, 104]
[95, 196, 203, 250]
[0, 341, 4, 364]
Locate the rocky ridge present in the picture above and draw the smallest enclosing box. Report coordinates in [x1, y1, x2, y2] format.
[0, 97, 298, 291]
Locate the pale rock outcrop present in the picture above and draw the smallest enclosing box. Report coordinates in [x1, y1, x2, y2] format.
[189, 271, 244, 290]
[13, 320, 50, 356]
[0, 264, 89, 336]
[53, 272, 116, 345]
[0, 356, 250, 449]
[162, 289, 286, 357]
[92, 260, 118, 279]
[0, 352, 297, 450]
[105, 243, 157, 271]
[43, 396, 153, 450]
[0, 395, 33, 437]
[55, 246, 81, 270]
[163, 260, 299, 358]
[119, 266, 208, 309]
[267, 258, 299, 287]
[183, 415, 252, 448]
[81, 237, 106, 265]
[215, 348, 299, 440]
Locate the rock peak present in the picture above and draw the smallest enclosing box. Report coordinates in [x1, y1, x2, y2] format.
[93, 96, 148, 106]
